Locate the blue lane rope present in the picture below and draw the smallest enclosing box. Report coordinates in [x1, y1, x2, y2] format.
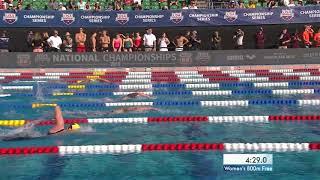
[13, 81, 320, 90]
[5, 89, 320, 97]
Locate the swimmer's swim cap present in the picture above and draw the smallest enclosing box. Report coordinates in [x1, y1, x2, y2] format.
[69, 123, 81, 130]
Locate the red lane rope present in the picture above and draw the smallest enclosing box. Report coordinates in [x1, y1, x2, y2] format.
[147, 116, 208, 122]
[268, 115, 320, 121]
[0, 146, 59, 155]
[141, 143, 224, 151]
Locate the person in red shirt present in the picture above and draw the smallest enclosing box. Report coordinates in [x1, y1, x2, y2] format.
[314, 28, 320, 48]
[302, 25, 314, 48]
[133, 32, 142, 51]
[255, 27, 265, 49]
[291, 30, 301, 48]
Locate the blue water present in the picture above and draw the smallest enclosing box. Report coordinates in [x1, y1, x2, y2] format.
[0, 81, 320, 179]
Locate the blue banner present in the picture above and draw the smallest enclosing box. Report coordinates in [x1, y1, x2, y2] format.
[0, 7, 319, 28]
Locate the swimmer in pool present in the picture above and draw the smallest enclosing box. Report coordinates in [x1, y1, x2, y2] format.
[48, 105, 81, 135]
[121, 91, 153, 101]
[76, 78, 111, 84]
[108, 106, 160, 115]
[1, 106, 80, 141]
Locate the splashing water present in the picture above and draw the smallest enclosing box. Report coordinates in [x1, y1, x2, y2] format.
[79, 125, 95, 133]
[0, 84, 3, 94]
[0, 122, 43, 141]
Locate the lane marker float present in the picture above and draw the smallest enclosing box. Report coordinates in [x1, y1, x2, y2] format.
[0, 143, 319, 156]
[2, 115, 320, 126]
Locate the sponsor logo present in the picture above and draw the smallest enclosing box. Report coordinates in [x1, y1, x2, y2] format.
[61, 13, 75, 25]
[16, 54, 31, 67]
[23, 14, 55, 23]
[224, 11, 238, 22]
[179, 52, 193, 65]
[3, 13, 18, 24]
[227, 54, 256, 61]
[280, 9, 294, 21]
[115, 13, 129, 25]
[170, 12, 184, 24]
[264, 53, 296, 60]
[196, 52, 210, 65]
[35, 54, 51, 66]
[245, 54, 256, 60]
[303, 52, 320, 59]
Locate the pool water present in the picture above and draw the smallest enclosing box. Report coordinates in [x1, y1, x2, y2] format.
[0, 81, 320, 179]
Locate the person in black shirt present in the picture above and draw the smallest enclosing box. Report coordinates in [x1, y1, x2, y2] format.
[184, 31, 192, 50]
[42, 32, 50, 52]
[0, 31, 9, 52]
[279, 28, 291, 49]
[26, 31, 34, 52]
[211, 31, 222, 50]
[189, 30, 201, 50]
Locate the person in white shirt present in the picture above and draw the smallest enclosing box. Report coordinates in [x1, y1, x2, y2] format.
[47, 30, 62, 52]
[143, 28, 156, 51]
[233, 28, 244, 49]
[181, 1, 189, 9]
[189, 0, 198, 9]
[133, 0, 141, 5]
[282, 0, 290, 6]
[58, 2, 66, 10]
[287, 0, 295, 6]
[77, 0, 86, 10]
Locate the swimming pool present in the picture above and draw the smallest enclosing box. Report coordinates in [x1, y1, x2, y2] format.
[0, 68, 320, 179]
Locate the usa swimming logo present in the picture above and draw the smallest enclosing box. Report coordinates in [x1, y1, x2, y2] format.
[3, 13, 18, 24]
[170, 12, 183, 24]
[280, 9, 294, 21]
[115, 13, 129, 25]
[61, 13, 75, 25]
[224, 11, 238, 22]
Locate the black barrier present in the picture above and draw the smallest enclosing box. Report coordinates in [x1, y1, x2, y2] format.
[0, 48, 319, 68]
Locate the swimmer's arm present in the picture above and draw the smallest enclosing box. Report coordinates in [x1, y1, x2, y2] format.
[148, 107, 160, 111]
[138, 93, 152, 98]
[76, 79, 89, 84]
[97, 78, 111, 83]
[54, 106, 64, 127]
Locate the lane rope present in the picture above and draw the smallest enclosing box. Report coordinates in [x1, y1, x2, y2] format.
[2, 115, 320, 126]
[0, 143, 319, 156]
[1, 99, 320, 108]
[1, 88, 319, 97]
[5, 81, 320, 91]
